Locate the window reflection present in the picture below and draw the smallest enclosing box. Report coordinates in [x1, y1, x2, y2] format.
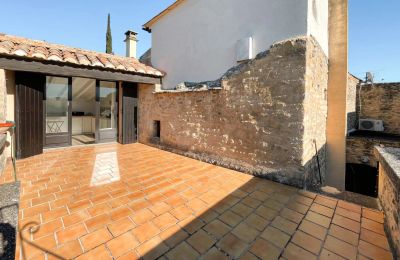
[46, 77, 69, 134]
[99, 81, 117, 130]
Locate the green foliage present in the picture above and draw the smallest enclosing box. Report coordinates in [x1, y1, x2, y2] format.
[106, 13, 112, 54]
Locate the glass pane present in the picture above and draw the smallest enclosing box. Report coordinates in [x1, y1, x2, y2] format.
[99, 81, 117, 130]
[46, 77, 69, 134]
[71, 78, 96, 144]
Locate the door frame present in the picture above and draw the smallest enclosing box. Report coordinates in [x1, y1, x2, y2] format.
[43, 76, 72, 148]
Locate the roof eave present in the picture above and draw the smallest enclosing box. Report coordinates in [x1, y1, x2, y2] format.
[142, 0, 186, 32]
[0, 54, 162, 84]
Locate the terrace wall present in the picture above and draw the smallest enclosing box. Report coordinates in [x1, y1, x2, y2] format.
[375, 147, 400, 258]
[347, 136, 400, 167]
[346, 83, 400, 166]
[138, 37, 328, 189]
[357, 83, 400, 136]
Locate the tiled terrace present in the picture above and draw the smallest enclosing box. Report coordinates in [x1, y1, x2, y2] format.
[0, 143, 394, 260]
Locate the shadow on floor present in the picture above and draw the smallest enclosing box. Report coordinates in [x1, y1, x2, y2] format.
[0, 223, 16, 260]
[19, 221, 66, 260]
[140, 177, 309, 259]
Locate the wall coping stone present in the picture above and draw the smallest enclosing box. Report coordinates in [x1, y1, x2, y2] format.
[154, 83, 222, 94]
[375, 146, 400, 188]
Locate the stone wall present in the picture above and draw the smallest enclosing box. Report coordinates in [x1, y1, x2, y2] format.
[0, 69, 7, 175]
[375, 147, 400, 258]
[302, 38, 329, 187]
[138, 37, 328, 189]
[357, 83, 400, 135]
[346, 74, 360, 133]
[347, 136, 400, 167]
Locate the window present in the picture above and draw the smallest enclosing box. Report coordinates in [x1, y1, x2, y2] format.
[154, 121, 160, 138]
[45, 77, 69, 134]
[99, 81, 117, 130]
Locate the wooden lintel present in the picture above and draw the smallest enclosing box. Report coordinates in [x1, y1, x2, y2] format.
[0, 57, 161, 85]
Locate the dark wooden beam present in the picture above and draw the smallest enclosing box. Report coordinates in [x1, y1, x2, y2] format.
[0, 56, 161, 84]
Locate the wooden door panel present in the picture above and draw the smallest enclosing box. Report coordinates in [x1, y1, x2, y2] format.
[15, 72, 44, 159]
[122, 83, 138, 144]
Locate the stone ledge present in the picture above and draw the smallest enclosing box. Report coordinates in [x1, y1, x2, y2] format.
[375, 146, 400, 188]
[374, 146, 400, 258]
[154, 81, 222, 94]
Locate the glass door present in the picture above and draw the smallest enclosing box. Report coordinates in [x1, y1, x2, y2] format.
[44, 76, 71, 147]
[96, 81, 118, 142]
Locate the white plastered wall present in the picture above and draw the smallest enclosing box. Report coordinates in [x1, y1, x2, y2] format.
[151, 0, 310, 89]
[307, 0, 329, 55]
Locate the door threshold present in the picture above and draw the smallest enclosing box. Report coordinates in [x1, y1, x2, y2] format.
[44, 141, 118, 151]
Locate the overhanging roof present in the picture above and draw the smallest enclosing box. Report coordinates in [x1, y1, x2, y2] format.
[0, 33, 164, 83]
[143, 0, 186, 31]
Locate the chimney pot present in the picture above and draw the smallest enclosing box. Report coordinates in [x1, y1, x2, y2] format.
[124, 30, 138, 58]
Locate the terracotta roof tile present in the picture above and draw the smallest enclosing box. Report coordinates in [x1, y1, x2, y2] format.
[12, 43, 30, 56]
[76, 53, 91, 66]
[32, 46, 48, 59]
[63, 50, 78, 64]
[48, 48, 63, 61]
[0, 33, 163, 77]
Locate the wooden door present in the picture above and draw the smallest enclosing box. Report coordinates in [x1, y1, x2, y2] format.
[122, 83, 138, 144]
[15, 72, 45, 159]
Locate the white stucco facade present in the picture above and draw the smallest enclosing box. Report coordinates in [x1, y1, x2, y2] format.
[148, 0, 328, 89]
[308, 0, 329, 56]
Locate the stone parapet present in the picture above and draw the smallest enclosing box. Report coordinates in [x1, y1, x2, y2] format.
[375, 146, 400, 258]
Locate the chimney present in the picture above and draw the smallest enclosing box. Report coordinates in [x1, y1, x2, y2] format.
[124, 30, 138, 58]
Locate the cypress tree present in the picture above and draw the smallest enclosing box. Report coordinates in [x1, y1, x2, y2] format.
[106, 13, 113, 54]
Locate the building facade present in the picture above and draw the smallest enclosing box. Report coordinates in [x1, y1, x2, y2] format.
[138, 0, 345, 190]
[0, 33, 162, 167]
[144, 0, 328, 89]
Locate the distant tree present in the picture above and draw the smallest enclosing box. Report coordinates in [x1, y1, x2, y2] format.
[106, 13, 113, 54]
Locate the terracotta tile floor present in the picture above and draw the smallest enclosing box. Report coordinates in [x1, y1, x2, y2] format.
[0, 143, 394, 260]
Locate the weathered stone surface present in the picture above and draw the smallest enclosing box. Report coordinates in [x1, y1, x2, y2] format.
[375, 146, 400, 258]
[138, 37, 328, 189]
[357, 83, 400, 135]
[347, 136, 400, 167]
[346, 74, 360, 132]
[302, 38, 329, 189]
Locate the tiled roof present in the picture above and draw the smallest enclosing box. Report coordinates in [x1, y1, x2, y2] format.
[0, 33, 163, 77]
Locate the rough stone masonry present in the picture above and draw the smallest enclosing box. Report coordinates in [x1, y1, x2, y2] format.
[375, 146, 400, 258]
[138, 37, 328, 189]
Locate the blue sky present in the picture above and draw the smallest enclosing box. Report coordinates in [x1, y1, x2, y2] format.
[0, 0, 398, 82]
[349, 0, 400, 82]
